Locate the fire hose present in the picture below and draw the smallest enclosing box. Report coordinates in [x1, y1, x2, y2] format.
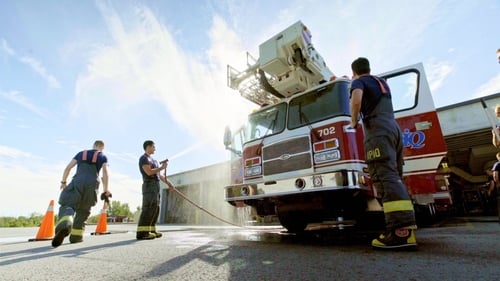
[163, 167, 244, 228]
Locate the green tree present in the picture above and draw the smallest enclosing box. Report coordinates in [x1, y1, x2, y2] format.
[87, 215, 99, 224]
[0, 213, 44, 227]
[108, 200, 133, 218]
[87, 200, 133, 224]
[0, 202, 139, 227]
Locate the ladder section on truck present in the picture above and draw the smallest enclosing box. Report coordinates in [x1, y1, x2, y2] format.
[226, 21, 333, 106]
[227, 52, 281, 106]
[257, 22, 333, 97]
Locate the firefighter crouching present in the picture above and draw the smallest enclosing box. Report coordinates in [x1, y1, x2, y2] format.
[52, 140, 111, 248]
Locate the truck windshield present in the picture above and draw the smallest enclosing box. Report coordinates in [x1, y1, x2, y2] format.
[288, 81, 350, 129]
[245, 103, 287, 142]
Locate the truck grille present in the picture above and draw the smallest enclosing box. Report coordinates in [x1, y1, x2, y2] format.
[262, 136, 312, 175]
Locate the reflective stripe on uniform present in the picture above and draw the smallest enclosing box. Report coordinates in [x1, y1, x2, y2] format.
[137, 226, 151, 232]
[82, 150, 99, 163]
[70, 228, 84, 236]
[372, 76, 388, 94]
[56, 215, 73, 225]
[383, 200, 414, 213]
[91, 151, 99, 163]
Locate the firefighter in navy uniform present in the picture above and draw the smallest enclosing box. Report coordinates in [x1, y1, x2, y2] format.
[491, 152, 500, 222]
[52, 140, 111, 248]
[349, 57, 417, 250]
[137, 140, 175, 240]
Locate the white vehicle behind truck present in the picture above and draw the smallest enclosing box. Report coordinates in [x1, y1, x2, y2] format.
[223, 21, 450, 232]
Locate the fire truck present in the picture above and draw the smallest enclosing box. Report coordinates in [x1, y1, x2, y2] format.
[223, 21, 449, 232]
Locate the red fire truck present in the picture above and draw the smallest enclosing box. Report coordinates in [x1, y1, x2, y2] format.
[223, 21, 449, 232]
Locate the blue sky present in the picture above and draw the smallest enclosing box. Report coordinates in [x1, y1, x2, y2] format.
[1, 0, 499, 217]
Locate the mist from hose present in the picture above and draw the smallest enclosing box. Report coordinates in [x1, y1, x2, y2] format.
[164, 160, 255, 227]
[167, 142, 204, 161]
[71, 3, 258, 223]
[73, 3, 254, 162]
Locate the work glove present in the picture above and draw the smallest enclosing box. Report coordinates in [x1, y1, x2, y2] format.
[100, 191, 112, 203]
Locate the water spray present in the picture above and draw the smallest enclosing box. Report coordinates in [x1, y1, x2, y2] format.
[162, 143, 244, 228]
[167, 142, 204, 161]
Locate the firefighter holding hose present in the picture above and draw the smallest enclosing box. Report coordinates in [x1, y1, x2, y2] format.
[136, 140, 174, 240]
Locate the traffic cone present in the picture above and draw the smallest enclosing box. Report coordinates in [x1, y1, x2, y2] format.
[91, 202, 110, 235]
[28, 200, 55, 241]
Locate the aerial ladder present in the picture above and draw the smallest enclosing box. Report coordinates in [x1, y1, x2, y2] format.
[227, 21, 334, 106]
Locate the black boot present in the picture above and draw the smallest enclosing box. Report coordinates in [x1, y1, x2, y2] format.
[372, 228, 417, 250]
[52, 217, 72, 248]
[136, 232, 155, 240]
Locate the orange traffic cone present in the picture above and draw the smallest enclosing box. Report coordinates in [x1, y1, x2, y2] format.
[28, 200, 55, 241]
[91, 202, 110, 235]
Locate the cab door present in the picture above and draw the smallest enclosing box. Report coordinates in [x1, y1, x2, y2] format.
[226, 126, 245, 185]
[379, 63, 448, 203]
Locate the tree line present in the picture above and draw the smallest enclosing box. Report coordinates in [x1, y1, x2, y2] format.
[0, 201, 139, 227]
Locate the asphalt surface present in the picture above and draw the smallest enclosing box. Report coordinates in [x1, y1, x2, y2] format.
[1, 217, 499, 281]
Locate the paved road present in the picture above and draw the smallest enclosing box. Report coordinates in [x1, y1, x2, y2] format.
[1, 218, 499, 281]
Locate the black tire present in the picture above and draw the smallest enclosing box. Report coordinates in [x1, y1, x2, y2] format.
[415, 203, 437, 227]
[277, 211, 308, 233]
[355, 211, 385, 231]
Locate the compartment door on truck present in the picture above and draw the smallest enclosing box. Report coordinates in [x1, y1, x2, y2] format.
[379, 63, 448, 202]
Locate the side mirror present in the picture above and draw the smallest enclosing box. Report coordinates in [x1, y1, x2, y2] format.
[223, 126, 232, 148]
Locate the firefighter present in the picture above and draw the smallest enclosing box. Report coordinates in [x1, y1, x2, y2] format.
[52, 140, 111, 248]
[136, 140, 174, 240]
[491, 104, 500, 147]
[491, 152, 500, 222]
[349, 57, 417, 250]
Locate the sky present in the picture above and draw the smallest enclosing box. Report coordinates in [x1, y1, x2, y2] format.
[1, 0, 499, 217]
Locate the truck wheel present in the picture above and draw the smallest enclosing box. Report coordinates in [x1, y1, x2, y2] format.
[277, 211, 308, 233]
[415, 203, 437, 227]
[355, 211, 385, 230]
